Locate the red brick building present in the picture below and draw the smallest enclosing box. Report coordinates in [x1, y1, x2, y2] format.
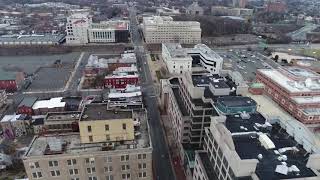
[256, 67, 320, 125]
[17, 97, 38, 115]
[0, 72, 24, 92]
[265, 1, 286, 13]
[104, 74, 139, 89]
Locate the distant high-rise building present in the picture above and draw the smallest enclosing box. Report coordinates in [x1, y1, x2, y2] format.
[66, 12, 129, 45]
[142, 16, 201, 44]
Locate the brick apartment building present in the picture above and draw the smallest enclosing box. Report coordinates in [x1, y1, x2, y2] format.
[256, 67, 320, 125]
[104, 74, 139, 89]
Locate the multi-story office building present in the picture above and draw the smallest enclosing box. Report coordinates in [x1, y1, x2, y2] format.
[23, 104, 152, 180]
[142, 16, 201, 44]
[256, 67, 320, 125]
[193, 112, 320, 180]
[161, 71, 248, 176]
[66, 13, 129, 44]
[162, 43, 223, 75]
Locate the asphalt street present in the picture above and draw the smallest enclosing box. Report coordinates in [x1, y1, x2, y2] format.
[129, 6, 175, 180]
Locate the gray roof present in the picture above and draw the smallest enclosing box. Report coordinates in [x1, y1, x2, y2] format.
[18, 97, 38, 107]
[0, 34, 66, 43]
[0, 70, 16, 81]
[81, 104, 133, 121]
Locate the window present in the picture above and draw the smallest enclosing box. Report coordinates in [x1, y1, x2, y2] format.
[105, 124, 109, 131]
[105, 166, 113, 172]
[67, 159, 77, 165]
[121, 173, 130, 180]
[88, 126, 92, 132]
[121, 155, 129, 162]
[32, 172, 42, 179]
[106, 134, 110, 141]
[87, 167, 96, 174]
[139, 172, 147, 178]
[105, 156, 112, 163]
[30, 162, 40, 169]
[85, 157, 95, 164]
[71, 178, 80, 180]
[89, 176, 97, 180]
[106, 175, 114, 180]
[138, 163, 147, 169]
[49, 160, 58, 167]
[137, 154, 147, 159]
[89, 135, 93, 142]
[121, 164, 130, 171]
[50, 170, 60, 177]
[69, 169, 79, 175]
[122, 123, 126, 130]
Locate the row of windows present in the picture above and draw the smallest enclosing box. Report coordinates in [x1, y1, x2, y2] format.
[31, 154, 147, 168]
[87, 123, 127, 133]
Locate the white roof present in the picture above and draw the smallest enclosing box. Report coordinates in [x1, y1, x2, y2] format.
[32, 97, 66, 109]
[105, 74, 138, 79]
[108, 91, 142, 98]
[1, 114, 22, 122]
[259, 69, 320, 93]
[291, 96, 320, 104]
[259, 133, 275, 149]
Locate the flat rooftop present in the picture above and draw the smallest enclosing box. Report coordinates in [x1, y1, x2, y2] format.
[258, 68, 320, 93]
[163, 43, 191, 58]
[192, 74, 220, 87]
[46, 112, 81, 122]
[25, 109, 150, 157]
[143, 16, 200, 25]
[0, 34, 65, 43]
[81, 104, 133, 121]
[91, 20, 129, 31]
[291, 96, 320, 104]
[225, 113, 317, 180]
[216, 96, 257, 107]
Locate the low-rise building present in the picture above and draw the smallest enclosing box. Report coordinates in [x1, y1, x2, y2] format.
[32, 97, 66, 115]
[162, 43, 223, 75]
[256, 67, 320, 125]
[0, 34, 65, 46]
[44, 112, 81, 133]
[104, 74, 139, 89]
[23, 104, 152, 180]
[0, 71, 24, 92]
[0, 114, 30, 138]
[142, 16, 201, 44]
[17, 97, 38, 115]
[193, 112, 320, 180]
[106, 85, 143, 109]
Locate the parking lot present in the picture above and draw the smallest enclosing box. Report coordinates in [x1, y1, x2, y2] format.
[0, 52, 80, 75]
[218, 49, 280, 82]
[25, 65, 74, 92]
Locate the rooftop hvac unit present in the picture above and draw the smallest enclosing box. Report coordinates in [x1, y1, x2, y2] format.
[240, 112, 250, 119]
[47, 137, 63, 151]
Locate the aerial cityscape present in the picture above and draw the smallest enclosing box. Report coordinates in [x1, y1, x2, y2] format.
[0, 0, 320, 180]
